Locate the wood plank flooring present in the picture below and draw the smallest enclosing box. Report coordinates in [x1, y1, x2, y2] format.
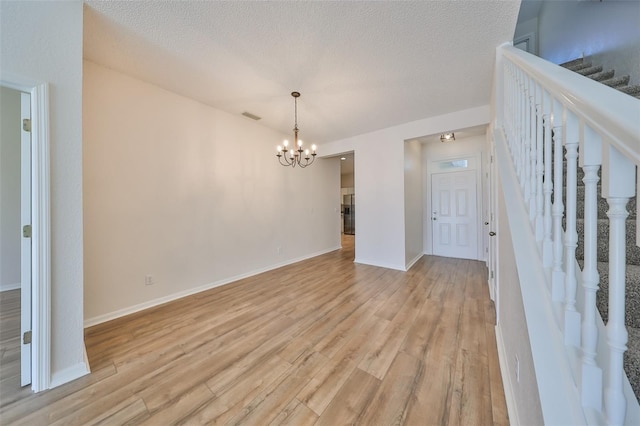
[0, 235, 508, 425]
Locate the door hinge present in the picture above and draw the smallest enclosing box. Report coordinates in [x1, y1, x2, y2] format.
[23, 330, 32, 345]
[490, 155, 494, 163]
[22, 118, 31, 132]
[23, 224, 32, 238]
[490, 270, 494, 279]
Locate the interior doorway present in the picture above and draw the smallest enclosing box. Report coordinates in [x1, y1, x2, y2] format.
[0, 86, 31, 389]
[340, 153, 355, 258]
[0, 77, 51, 393]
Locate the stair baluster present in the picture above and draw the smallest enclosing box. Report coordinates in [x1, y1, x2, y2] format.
[523, 76, 532, 208]
[528, 78, 537, 224]
[564, 110, 581, 346]
[579, 124, 603, 411]
[551, 99, 565, 303]
[542, 89, 553, 268]
[507, 64, 516, 159]
[521, 72, 530, 196]
[514, 69, 521, 178]
[602, 144, 635, 426]
[508, 64, 515, 153]
[514, 70, 524, 183]
[534, 81, 544, 242]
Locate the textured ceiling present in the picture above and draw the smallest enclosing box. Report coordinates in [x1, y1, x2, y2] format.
[84, 1, 521, 144]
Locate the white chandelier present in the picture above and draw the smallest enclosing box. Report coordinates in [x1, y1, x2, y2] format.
[276, 91, 317, 168]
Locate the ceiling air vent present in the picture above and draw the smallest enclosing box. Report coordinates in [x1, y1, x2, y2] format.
[242, 111, 261, 121]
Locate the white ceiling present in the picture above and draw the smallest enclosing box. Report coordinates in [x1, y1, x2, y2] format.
[84, 1, 521, 145]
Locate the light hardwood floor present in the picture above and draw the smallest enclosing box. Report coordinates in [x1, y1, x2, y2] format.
[0, 235, 508, 425]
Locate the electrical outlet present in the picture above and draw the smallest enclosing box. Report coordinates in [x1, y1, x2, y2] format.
[145, 275, 154, 286]
[515, 355, 520, 383]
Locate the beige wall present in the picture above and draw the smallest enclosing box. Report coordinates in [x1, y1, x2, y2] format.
[404, 139, 423, 268]
[83, 61, 341, 323]
[0, 86, 21, 291]
[341, 172, 354, 188]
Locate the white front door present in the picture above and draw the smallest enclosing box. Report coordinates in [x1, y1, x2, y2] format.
[20, 92, 31, 387]
[431, 170, 478, 260]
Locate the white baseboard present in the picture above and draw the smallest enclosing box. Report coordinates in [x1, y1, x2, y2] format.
[49, 360, 90, 389]
[84, 246, 341, 328]
[488, 279, 495, 301]
[353, 257, 405, 271]
[496, 324, 519, 426]
[0, 282, 20, 292]
[405, 254, 423, 271]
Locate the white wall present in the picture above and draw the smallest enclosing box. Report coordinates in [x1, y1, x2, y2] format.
[422, 133, 487, 259]
[538, 1, 640, 85]
[83, 61, 341, 323]
[0, 1, 86, 384]
[495, 176, 544, 425]
[0, 86, 21, 291]
[321, 105, 490, 271]
[404, 139, 423, 269]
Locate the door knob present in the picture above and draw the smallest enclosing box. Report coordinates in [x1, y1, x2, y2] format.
[432, 217, 437, 221]
[489, 231, 496, 236]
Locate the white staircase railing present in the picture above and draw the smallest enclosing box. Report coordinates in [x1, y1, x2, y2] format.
[494, 45, 640, 425]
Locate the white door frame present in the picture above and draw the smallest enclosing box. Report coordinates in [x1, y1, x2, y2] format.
[20, 92, 32, 386]
[424, 151, 483, 260]
[489, 142, 499, 323]
[1, 74, 51, 392]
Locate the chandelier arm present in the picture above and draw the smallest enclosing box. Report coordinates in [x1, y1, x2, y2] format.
[306, 155, 316, 166]
[278, 153, 293, 167]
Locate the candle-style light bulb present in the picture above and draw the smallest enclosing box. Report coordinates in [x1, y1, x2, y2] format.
[298, 139, 303, 147]
[277, 146, 282, 152]
[311, 144, 317, 152]
[290, 149, 294, 158]
[283, 140, 289, 147]
[305, 149, 309, 156]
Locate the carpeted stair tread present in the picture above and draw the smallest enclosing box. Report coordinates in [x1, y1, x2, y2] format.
[619, 85, 640, 96]
[575, 219, 640, 266]
[601, 75, 631, 88]
[576, 65, 604, 77]
[588, 70, 616, 82]
[566, 61, 593, 72]
[560, 58, 585, 69]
